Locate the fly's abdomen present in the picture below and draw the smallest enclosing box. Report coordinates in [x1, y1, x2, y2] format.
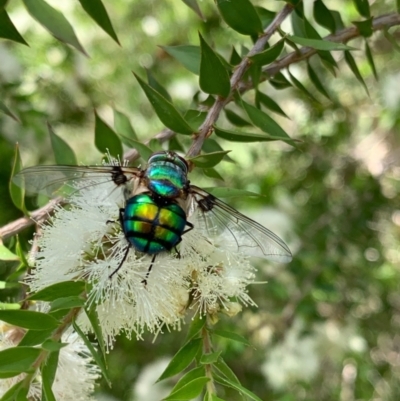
[123, 194, 186, 254]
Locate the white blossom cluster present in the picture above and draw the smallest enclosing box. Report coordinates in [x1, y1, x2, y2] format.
[0, 323, 101, 400]
[27, 175, 257, 347]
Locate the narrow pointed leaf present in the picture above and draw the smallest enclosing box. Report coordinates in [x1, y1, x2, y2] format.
[27, 281, 85, 301]
[113, 109, 137, 142]
[94, 111, 123, 158]
[288, 70, 320, 103]
[49, 296, 85, 311]
[48, 123, 77, 165]
[249, 39, 284, 65]
[161, 45, 200, 74]
[313, 0, 336, 33]
[185, 313, 205, 342]
[256, 91, 288, 118]
[307, 62, 331, 100]
[255, 7, 275, 29]
[353, 17, 373, 37]
[157, 338, 202, 382]
[203, 168, 224, 181]
[344, 50, 368, 95]
[18, 329, 54, 347]
[77, 0, 119, 44]
[0, 310, 59, 330]
[214, 374, 263, 401]
[41, 351, 58, 401]
[84, 306, 107, 369]
[230, 46, 241, 65]
[0, 10, 28, 45]
[291, 10, 306, 37]
[365, 41, 378, 80]
[353, 0, 370, 18]
[288, 35, 354, 51]
[146, 69, 172, 102]
[9, 144, 26, 214]
[188, 151, 231, 168]
[164, 377, 209, 400]
[269, 72, 292, 90]
[73, 321, 111, 386]
[200, 351, 221, 364]
[119, 138, 153, 161]
[212, 330, 251, 346]
[134, 73, 194, 135]
[211, 396, 226, 401]
[0, 347, 41, 374]
[181, 0, 204, 19]
[225, 109, 251, 127]
[0, 245, 19, 261]
[0, 101, 19, 121]
[0, 381, 25, 401]
[199, 34, 230, 98]
[216, 0, 262, 36]
[22, 0, 87, 55]
[184, 109, 207, 130]
[213, 358, 242, 386]
[214, 127, 288, 143]
[241, 100, 293, 141]
[169, 366, 205, 394]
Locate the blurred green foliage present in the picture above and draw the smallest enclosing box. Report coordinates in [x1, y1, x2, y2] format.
[1, 0, 400, 400]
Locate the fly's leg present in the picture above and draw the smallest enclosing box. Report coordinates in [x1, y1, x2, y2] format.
[174, 221, 194, 259]
[142, 254, 157, 286]
[109, 244, 130, 279]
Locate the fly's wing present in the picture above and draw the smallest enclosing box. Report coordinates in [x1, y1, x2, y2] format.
[187, 185, 292, 263]
[13, 165, 141, 197]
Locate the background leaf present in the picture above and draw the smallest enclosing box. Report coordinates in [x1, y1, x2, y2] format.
[48, 123, 77, 165]
[0, 9, 28, 45]
[94, 111, 123, 158]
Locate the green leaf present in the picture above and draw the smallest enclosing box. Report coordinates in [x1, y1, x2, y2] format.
[199, 33, 230, 98]
[214, 126, 288, 143]
[28, 281, 85, 301]
[22, 0, 87, 55]
[200, 351, 221, 364]
[255, 7, 275, 30]
[113, 109, 138, 142]
[164, 377, 209, 400]
[255, 91, 288, 118]
[0, 245, 19, 261]
[9, 144, 26, 214]
[216, 0, 262, 36]
[203, 168, 224, 181]
[210, 396, 226, 401]
[181, 0, 204, 19]
[77, 0, 119, 44]
[288, 35, 354, 51]
[213, 358, 242, 386]
[169, 366, 205, 394]
[0, 303, 20, 310]
[48, 123, 77, 165]
[225, 109, 251, 127]
[94, 111, 123, 158]
[352, 0, 370, 18]
[184, 109, 207, 131]
[134, 73, 194, 135]
[49, 296, 85, 311]
[0, 381, 25, 401]
[365, 41, 378, 80]
[41, 340, 67, 352]
[161, 45, 200, 75]
[288, 69, 320, 103]
[0, 281, 19, 290]
[0, 347, 41, 375]
[344, 50, 368, 95]
[146, 69, 172, 102]
[73, 321, 111, 386]
[157, 338, 202, 382]
[249, 39, 285, 65]
[291, 9, 306, 37]
[241, 100, 293, 141]
[353, 17, 373, 38]
[313, 0, 336, 34]
[269, 72, 292, 90]
[188, 151, 231, 168]
[119, 138, 153, 161]
[214, 374, 263, 401]
[397, 0, 400, 13]
[0, 310, 59, 330]
[19, 329, 54, 347]
[41, 351, 59, 401]
[0, 9, 28, 45]
[185, 313, 205, 342]
[307, 62, 331, 100]
[0, 100, 19, 121]
[229, 46, 241, 65]
[84, 306, 108, 372]
[213, 330, 251, 346]
[203, 187, 261, 199]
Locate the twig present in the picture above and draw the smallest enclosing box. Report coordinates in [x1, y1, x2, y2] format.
[186, 3, 295, 158]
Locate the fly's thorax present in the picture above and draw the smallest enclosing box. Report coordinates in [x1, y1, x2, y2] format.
[122, 193, 187, 255]
[145, 151, 189, 198]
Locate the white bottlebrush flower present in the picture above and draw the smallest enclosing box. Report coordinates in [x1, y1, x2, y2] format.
[27, 159, 259, 346]
[0, 323, 100, 400]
